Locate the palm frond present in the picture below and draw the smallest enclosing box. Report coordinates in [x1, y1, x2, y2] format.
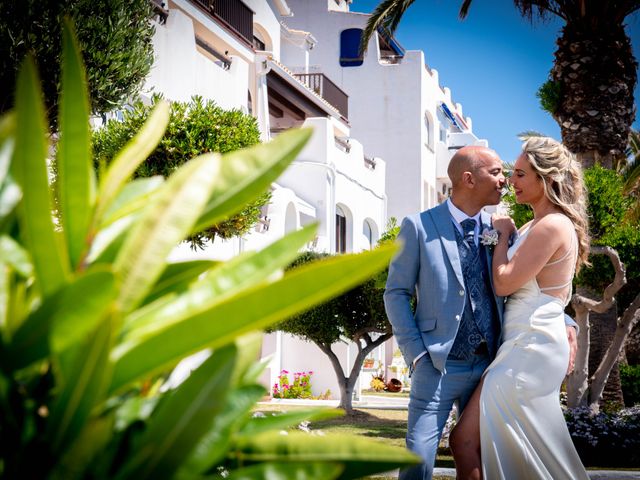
[517, 130, 546, 140]
[622, 130, 640, 195]
[360, 0, 415, 55]
[459, 0, 474, 19]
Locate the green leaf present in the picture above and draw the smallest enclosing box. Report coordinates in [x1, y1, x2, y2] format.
[7, 268, 116, 370]
[109, 244, 396, 394]
[192, 128, 312, 232]
[11, 56, 69, 297]
[95, 101, 169, 225]
[46, 318, 113, 454]
[50, 414, 115, 480]
[0, 235, 33, 278]
[224, 462, 344, 480]
[99, 176, 164, 229]
[142, 259, 218, 305]
[179, 384, 265, 475]
[240, 408, 343, 437]
[0, 112, 16, 187]
[122, 224, 317, 339]
[114, 154, 221, 313]
[116, 344, 237, 480]
[57, 20, 94, 269]
[230, 431, 419, 480]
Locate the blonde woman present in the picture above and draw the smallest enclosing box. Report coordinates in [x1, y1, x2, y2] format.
[450, 137, 590, 480]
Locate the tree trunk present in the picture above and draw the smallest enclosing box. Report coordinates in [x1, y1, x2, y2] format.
[589, 291, 640, 410]
[568, 246, 627, 412]
[588, 304, 624, 409]
[566, 285, 590, 408]
[316, 332, 393, 415]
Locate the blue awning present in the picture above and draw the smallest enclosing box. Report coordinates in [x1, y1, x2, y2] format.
[377, 26, 405, 57]
[440, 102, 461, 129]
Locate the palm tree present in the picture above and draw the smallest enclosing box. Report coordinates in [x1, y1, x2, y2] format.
[361, 1, 640, 168]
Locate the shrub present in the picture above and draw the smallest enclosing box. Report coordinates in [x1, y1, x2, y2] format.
[620, 363, 640, 407]
[564, 406, 640, 467]
[93, 95, 269, 247]
[370, 377, 386, 392]
[272, 370, 314, 399]
[0, 0, 155, 126]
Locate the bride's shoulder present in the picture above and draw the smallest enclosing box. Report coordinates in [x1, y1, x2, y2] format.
[536, 213, 574, 237]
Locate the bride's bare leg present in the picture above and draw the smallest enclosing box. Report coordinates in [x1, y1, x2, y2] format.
[450, 379, 483, 480]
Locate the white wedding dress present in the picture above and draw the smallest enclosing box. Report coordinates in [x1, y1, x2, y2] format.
[480, 226, 588, 480]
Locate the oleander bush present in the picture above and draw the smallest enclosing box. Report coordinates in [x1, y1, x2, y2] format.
[0, 21, 418, 479]
[565, 406, 640, 467]
[93, 95, 269, 248]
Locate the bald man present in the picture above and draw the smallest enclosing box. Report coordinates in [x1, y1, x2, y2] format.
[384, 146, 507, 480]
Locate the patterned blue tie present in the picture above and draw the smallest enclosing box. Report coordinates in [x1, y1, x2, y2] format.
[461, 218, 477, 252]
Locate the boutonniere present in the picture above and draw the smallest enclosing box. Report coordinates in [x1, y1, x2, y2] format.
[480, 228, 500, 247]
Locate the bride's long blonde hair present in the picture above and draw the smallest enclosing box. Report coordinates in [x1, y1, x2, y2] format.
[521, 136, 590, 272]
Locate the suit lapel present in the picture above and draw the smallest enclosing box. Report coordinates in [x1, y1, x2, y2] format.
[427, 203, 465, 288]
[480, 211, 494, 286]
[480, 211, 505, 325]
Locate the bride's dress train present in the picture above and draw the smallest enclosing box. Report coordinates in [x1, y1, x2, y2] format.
[480, 227, 588, 479]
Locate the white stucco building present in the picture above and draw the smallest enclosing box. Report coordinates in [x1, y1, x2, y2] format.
[142, 0, 489, 401]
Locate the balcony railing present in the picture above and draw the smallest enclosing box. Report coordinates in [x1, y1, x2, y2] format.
[293, 73, 348, 119]
[189, 0, 254, 47]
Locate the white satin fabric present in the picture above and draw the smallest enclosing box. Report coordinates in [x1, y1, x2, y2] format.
[480, 229, 588, 479]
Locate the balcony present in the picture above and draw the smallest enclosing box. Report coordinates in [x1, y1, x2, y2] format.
[293, 73, 349, 119]
[189, 0, 254, 47]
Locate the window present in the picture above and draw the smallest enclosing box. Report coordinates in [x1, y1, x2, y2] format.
[424, 111, 433, 149]
[340, 29, 364, 67]
[336, 206, 347, 253]
[363, 220, 373, 250]
[439, 124, 447, 143]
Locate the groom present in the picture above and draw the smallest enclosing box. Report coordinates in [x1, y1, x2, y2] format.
[384, 146, 507, 480]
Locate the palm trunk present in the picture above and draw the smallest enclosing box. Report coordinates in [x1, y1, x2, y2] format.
[552, 22, 637, 162]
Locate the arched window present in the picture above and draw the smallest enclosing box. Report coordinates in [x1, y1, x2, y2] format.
[424, 111, 433, 150]
[336, 206, 347, 253]
[363, 220, 373, 250]
[340, 29, 364, 67]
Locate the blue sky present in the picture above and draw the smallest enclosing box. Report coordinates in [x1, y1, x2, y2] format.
[351, 0, 640, 164]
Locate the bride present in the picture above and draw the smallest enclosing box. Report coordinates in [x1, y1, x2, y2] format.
[449, 136, 590, 479]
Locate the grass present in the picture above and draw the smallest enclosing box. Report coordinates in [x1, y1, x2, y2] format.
[254, 404, 454, 468]
[360, 389, 410, 398]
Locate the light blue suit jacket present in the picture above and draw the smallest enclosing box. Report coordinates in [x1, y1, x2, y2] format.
[384, 202, 505, 373]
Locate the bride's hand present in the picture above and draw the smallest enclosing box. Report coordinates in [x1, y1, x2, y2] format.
[491, 214, 516, 238]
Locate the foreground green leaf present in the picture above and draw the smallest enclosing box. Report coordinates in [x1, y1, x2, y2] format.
[116, 344, 237, 479]
[114, 153, 220, 313]
[7, 268, 116, 371]
[110, 245, 396, 394]
[240, 408, 343, 437]
[11, 56, 69, 297]
[225, 462, 344, 480]
[122, 224, 317, 337]
[192, 128, 312, 232]
[57, 20, 93, 269]
[230, 431, 419, 480]
[95, 102, 169, 225]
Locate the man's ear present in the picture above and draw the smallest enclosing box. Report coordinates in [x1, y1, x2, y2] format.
[462, 171, 474, 188]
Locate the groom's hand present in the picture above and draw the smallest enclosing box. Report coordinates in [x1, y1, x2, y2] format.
[566, 326, 577, 375]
